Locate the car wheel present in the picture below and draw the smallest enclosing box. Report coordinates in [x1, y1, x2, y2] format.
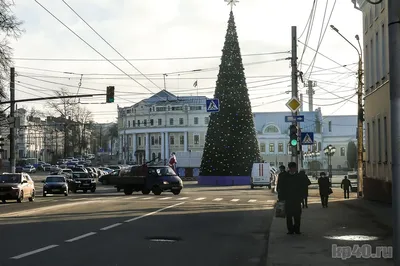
[17, 191, 23, 203]
[124, 188, 133, 195]
[90, 188, 96, 193]
[172, 189, 181, 195]
[1, 199, 6, 203]
[152, 186, 162, 195]
[251, 185, 254, 189]
[29, 191, 35, 202]
[83, 190, 87, 193]
[64, 193, 68, 196]
[43, 192, 46, 197]
[142, 188, 150, 195]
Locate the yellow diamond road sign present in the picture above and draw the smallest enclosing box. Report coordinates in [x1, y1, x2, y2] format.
[286, 97, 301, 112]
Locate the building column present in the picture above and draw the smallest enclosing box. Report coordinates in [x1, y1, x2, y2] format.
[119, 134, 123, 161]
[184, 131, 188, 152]
[165, 132, 169, 160]
[145, 133, 150, 162]
[132, 133, 136, 162]
[161, 132, 165, 161]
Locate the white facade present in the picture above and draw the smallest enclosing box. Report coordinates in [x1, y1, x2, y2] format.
[118, 90, 210, 165]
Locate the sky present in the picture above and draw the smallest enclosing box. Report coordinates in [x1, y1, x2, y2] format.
[9, 0, 363, 123]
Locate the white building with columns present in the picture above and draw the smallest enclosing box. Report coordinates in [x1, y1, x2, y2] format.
[117, 90, 210, 165]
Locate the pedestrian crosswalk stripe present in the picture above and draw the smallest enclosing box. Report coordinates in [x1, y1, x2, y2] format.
[141, 197, 152, 200]
[248, 199, 257, 203]
[177, 197, 188, 200]
[129, 196, 138, 200]
[195, 197, 206, 201]
[231, 199, 240, 202]
[159, 197, 171, 200]
[266, 200, 275, 204]
[213, 198, 223, 201]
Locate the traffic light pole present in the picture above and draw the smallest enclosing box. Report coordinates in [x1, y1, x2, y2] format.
[291, 26, 299, 167]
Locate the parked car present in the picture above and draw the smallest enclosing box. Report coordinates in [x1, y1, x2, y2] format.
[50, 165, 61, 172]
[69, 172, 96, 193]
[0, 173, 35, 203]
[22, 165, 36, 173]
[98, 167, 113, 174]
[42, 175, 69, 196]
[99, 170, 120, 185]
[38, 163, 51, 171]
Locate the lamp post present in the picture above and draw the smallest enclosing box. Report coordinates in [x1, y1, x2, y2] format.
[324, 145, 336, 183]
[311, 151, 320, 178]
[330, 25, 363, 198]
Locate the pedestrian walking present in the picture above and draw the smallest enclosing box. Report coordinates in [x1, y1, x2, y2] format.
[299, 170, 311, 208]
[341, 175, 352, 199]
[318, 172, 331, 208]
[168, 152, 177, 172]
[277, 162, 303, 235]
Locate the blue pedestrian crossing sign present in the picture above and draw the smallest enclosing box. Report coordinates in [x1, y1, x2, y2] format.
[206, 98, 220, 112]
[301, 132, 314, 145]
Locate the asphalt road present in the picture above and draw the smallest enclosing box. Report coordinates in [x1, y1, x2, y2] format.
[0, 181, 276, 266]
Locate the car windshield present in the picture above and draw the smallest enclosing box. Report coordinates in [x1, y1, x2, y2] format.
[0, 174, 21, 183]
[72, 173, 89, 179]
[62, 169, 72, 173]
[152, 167, 176, 176]
[46, 176, 65, 182]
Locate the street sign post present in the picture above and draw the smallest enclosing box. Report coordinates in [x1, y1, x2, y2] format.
[285, 115, 305, 122]
[301, 132, 314, 145]
[206, 99, 220, 112]
[286, 97, 301, 112]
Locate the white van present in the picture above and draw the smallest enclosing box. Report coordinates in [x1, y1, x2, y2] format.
[251, 163, 271, 189]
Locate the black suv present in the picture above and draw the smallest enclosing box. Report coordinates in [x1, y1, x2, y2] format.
[69, 172, 96, 193]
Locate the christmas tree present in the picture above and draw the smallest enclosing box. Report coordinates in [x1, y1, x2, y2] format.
[200, 11, 261, 177]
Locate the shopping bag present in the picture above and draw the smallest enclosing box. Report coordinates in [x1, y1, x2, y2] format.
[275, 201, 286, 218]
[328, 188, 333, 195]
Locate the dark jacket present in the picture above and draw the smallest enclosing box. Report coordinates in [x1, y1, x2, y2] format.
[299, 172, 311, 197]
[318, 177, 331, 196]
[341, 179, 352, 189]
[277, 171, 304, 203]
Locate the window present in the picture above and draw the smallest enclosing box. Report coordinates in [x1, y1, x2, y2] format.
[128, 120, 130, 127]
[152, 153, 156, 161]
[137, 120, 141, 127]
[157, 152, 161, 160]
[328, 121, 332, 132]
[204, 117, 209, 124]
[180, 135, 184, 145]
[372, 121, 376, 161]
[382, 24, 386, 78]
[260, 143, 266, 153]
[265, 125, 279, 133]
[172, 106, 183, 111]
[375, 32, 380, 82]
[132, 120, 136, 127]
[278, 143, 284, 153]
[170, 136, 175, 145]
[194, 134, 200, 145]
[150, 119, 154, 126]
[155, 137, 158, 145]
[144, 119, 147, 126]
[190, 106, 202, 111]
[340, 147, 345, 156]
[269, 143, 275, 153]
[156, 107, 166, 112]
[138, 137, 142, 146]
[384, 117, 388, 161]
[151, 136, 155, 145]
[179, 118, 184, 125]
[158, 136, 161, 145]
[158, 119, 162, 126]
[378, 118, 382, 162]
[169, 118, 174, 126]
[365, 44, 369, 90]
[367, 123, 370, 161]
[370, 39, 374, 86]
[194, 117, 199, 125]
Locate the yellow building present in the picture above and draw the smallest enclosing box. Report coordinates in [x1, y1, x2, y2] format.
[357, 0, 391, 202]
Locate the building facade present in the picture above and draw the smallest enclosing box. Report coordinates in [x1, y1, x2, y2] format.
[357, 0, 391, 202]
[117, 90, 210, 165]
[117, 90, 358, 176]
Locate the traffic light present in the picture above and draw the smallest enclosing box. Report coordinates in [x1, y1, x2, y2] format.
[289, 124, 298, 147]
[106, 86, 115, 103]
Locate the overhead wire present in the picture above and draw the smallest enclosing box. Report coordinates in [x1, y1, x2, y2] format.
[299, 0, 318, 70]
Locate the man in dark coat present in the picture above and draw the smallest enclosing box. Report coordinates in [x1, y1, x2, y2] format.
[341, 175, 352, 199]
[277, 162, 303, 234]
[318, 172, 331, 208]
[299, 170, 311, 208]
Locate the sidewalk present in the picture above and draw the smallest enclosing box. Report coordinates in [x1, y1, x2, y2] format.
[266, 188, 392, 265]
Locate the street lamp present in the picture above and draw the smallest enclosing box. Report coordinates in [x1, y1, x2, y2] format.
[330, 25, 364, 198]
[324, 145, 336, 182]
[311, 151, 320, 178]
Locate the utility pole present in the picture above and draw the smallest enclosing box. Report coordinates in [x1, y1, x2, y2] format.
[356, 53, 364, 199]
[388, 0, 400, 263]
[300, 94, 303, 111]
[306, 80, 316, 111]
[9, 67, 15, 173]
[63, 123, 67, 158]
[291, 26, 299, 166]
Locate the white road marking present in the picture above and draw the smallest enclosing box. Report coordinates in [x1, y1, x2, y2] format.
[194, 197, 206, 201]
[177, 197, 189, 200]
[213, 198, 223, 201]
[124, 202, 185, 223]
[267, 200, 276, 204]
[128, 196, 138, 200]
[100, 223, 122, 231]
[248, 199, 257, 203]
[65, 232, 97, 243]
[159, 197, 172, 200]
[11, 245, 59, 259]
[141, 197, 152, 200]
[231, 199, 240, 202]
